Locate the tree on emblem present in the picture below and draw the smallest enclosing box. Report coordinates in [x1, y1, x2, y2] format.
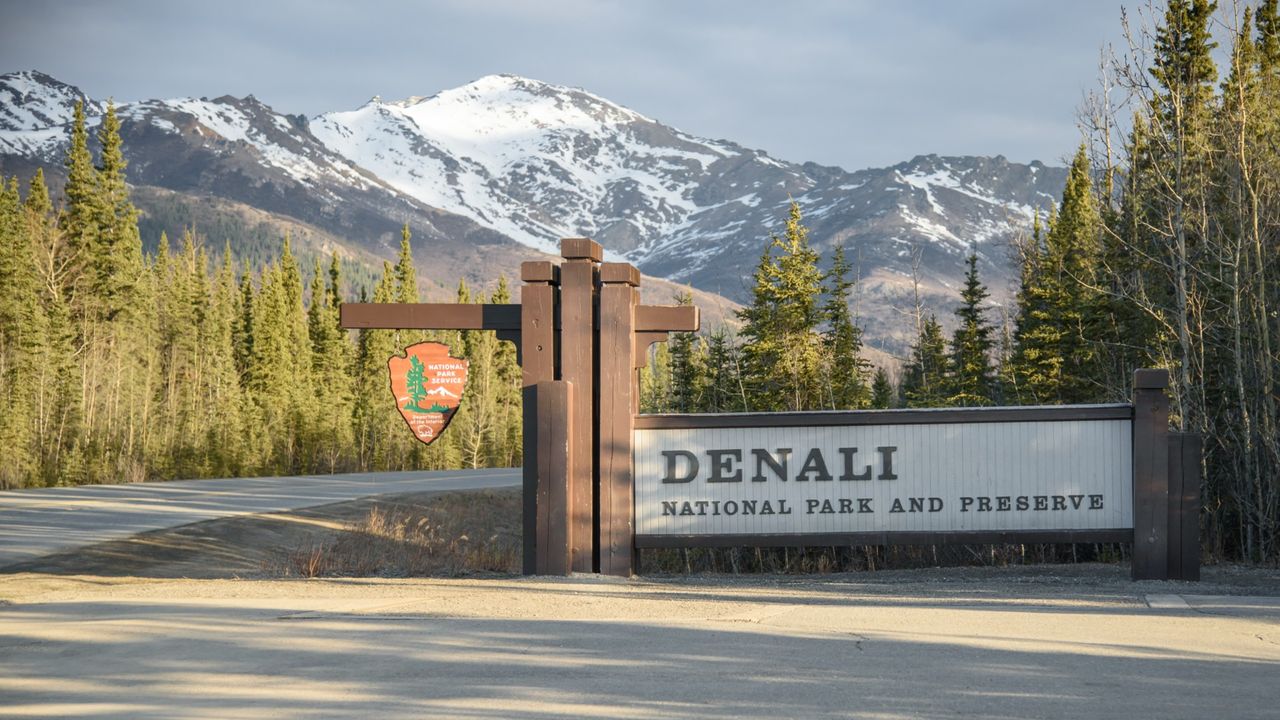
[404, 355, 428, 412]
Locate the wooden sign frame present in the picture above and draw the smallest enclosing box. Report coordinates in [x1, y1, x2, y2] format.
[341, 239, 1200, 581]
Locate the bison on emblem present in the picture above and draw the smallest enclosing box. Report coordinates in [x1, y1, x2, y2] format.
[388, 342, 468, 445]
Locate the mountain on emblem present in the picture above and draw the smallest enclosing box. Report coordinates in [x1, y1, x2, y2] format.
[387, 342, 469, 445]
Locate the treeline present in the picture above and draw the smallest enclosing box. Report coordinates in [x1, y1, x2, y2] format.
[642, 0, 1280, 563]
[1082, 0, 1280, 563]
[638, 202, 1004, 415]
[0, 102, 521, 489]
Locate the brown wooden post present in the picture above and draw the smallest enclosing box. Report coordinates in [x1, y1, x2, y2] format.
[1132, 368, 1171, 580]
[598, 262, 640, 576]
[520, 261, 558, 575]
[535, 380, 572, 575]
[559, 238, 601, 572]
[1167, 432, 1202, 581]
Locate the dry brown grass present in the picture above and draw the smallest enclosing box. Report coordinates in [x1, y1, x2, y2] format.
[274, 489, 522, 578]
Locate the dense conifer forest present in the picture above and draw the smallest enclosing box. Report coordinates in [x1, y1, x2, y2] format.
[0, 0, 1276, 562]
[0, 101, 524, 489]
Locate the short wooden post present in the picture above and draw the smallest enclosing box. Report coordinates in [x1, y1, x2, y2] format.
[520, 261, 559, 575]
[535, 380, 572, 575]
[1167, 432, 1202, 581]
[598, 263, 640, 576]
[1132, 368, 1171, 580]
[560, 238, 601, 573]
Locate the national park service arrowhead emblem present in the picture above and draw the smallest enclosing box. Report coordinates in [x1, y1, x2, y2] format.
[388, 342, 468, 445]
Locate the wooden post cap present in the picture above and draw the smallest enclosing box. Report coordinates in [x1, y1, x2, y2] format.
[635, 304, 700, 333]
[599, 262, 641, 286]
[1134, 368, 1169, 389]
[561, 237, 604, 262]
[521, 261, 559, 283]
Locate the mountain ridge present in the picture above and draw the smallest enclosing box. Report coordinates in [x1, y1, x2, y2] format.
[0, 69, 1069, 353]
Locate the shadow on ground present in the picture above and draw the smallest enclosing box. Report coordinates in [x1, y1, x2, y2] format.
[1, 589, 1278, 719]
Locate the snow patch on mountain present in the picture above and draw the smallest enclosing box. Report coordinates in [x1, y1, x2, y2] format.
[0, 71, 102, 158]
[0, 70, 98, 132]
[312, 74, 742, 259]
[129, 97, 372, 192]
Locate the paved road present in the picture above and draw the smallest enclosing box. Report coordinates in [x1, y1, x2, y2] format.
[0, 469, 521, 568]
[0, 575, 1277, 719]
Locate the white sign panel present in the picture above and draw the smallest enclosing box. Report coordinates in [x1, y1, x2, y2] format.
[634, 419, 1133, 537]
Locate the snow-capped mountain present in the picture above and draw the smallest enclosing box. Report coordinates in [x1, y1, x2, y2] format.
[426, 386, 459, 400]
[0, 69, 1069, 351]
[310, 75, 1065, 305]
[311, 74, 742, 259]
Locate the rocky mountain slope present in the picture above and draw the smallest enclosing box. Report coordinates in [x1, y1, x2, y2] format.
[0, 69, 1068, 354]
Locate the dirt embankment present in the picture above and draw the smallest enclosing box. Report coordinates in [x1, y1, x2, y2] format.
[1, 488, 523, 581]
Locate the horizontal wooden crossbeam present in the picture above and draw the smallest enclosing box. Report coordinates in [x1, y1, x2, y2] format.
[340, 303, 522, 330]
[340, 302, 700, 334]
[635, 305, 699, 333]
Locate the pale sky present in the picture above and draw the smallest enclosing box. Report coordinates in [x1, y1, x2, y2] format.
[0, 0, 1139, 170]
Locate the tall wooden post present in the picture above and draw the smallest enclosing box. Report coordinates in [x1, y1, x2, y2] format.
[535, 380, 573, 574]
[559, 238, 601, 572]
[519, 261, 558, 574]
[598, 263, 640, 576]
[1132, 368, 1171, 580]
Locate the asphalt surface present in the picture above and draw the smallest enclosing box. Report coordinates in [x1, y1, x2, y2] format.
[0, 469, 521, 568]
[0, 575, 1277, 719]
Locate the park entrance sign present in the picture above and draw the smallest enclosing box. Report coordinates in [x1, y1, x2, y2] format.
[634, 408, 1133, 544]
[388, 342, 467, 445]
[341, 238, 1201, 581]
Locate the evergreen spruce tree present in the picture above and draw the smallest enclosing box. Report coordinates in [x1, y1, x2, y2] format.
[328, 252, 343, 310]
[1011, 147, 1103, 404]
[639, 342, 672, 413]
[206, 249, 246, 476]
[822, 244, 871, 409]
[352, 264, 403, 470]
[700, 326, 745, 413]
[278, 237, 315, 471]
[668, 292, 705, 413]
[243, 238, 314, 473]
[307, 256, 354, 472]
[394, 224, 418, 303]
[900, 314, 948, 407]
[0, 177, 40, 486]
[234, 263, 255, 383]
[153, 231, 205, 477]
[737, 202, 826, 411]
[92, 102, 144, 321]
[391, 224, 428, 351]
[869, 367, 895, 409]
[946, 253, 997, 406]
[61, 102, 98, 284]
